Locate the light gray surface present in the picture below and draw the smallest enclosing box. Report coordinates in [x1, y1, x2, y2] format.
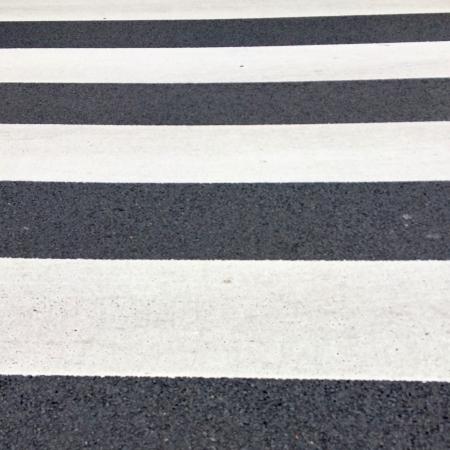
[1, 0, 449, 20]
[2, 259, 449, 380]
[2, 43, 449, 82]
[2, 123, 449, 183]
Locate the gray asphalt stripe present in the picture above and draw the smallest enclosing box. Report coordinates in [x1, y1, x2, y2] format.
[0, 376, 449, 450]
[1, 181, 449, 260]
[0, 79, 449, 125]
[0, 14, 449, 48]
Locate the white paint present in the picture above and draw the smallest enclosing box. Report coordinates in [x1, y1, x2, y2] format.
[1, 122, 449, 183]
[0, 0, 448, 21]
[1, 259, 449, 381]
[1, 43, 449, 83]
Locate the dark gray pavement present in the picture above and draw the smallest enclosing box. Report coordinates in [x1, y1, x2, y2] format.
[0, 80, 449, 125]
[0, 14, 449, 48]
[1, 376, 449, 449]
[1, 181, 449, 260]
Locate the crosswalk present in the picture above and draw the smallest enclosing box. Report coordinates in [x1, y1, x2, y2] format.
[1, 1, 449, 448]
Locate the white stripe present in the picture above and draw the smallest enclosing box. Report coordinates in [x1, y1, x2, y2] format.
[0, 0, 448, 21]
[1, 122, 449, 183]
[1, 259, 449, 381]
[1, 43, 449, 83]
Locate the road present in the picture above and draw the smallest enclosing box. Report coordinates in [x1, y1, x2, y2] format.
[0, 1, 449, 448]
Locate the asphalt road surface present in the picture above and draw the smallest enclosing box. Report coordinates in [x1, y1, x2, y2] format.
[0, 1, 449, 449]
